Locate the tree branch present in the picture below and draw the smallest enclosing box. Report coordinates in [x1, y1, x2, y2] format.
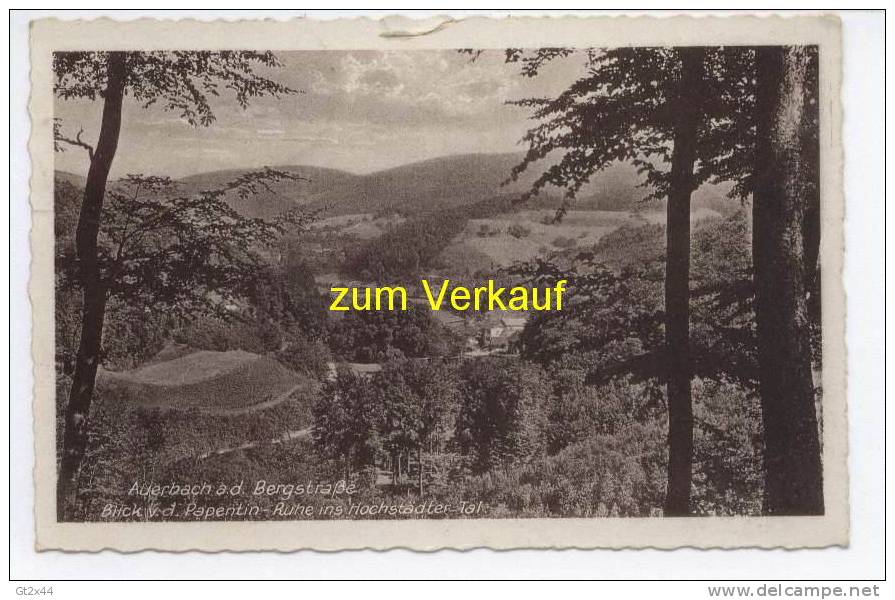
[55, 126, 95, 160]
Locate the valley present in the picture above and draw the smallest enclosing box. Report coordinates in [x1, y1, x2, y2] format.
[55, 151, 753, 521]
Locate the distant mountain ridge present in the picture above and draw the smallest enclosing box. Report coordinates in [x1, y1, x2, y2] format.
[175, 153, 542, 219]
[56, 152, 728, 221]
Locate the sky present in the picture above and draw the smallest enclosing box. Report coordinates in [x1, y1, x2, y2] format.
[54, 50, 584, 178]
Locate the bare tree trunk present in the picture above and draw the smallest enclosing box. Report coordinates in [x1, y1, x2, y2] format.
[801, 49, 822, 322]
[57, 52, 127, 521]
[663, 47, 703, 517]
[418, 444, 424, 495]
[753, 46, 824, 515]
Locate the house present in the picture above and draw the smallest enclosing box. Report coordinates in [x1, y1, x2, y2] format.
[476, 312, 527, 353]
[325, 361, 383, 382]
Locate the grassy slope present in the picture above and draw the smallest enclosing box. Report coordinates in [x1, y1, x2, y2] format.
[97, 349, 304, 411]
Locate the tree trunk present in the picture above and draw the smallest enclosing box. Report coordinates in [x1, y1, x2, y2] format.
[801, 49, 822, 322]
[753, 46, 824, 515]
[418, 444, 424, 495]
[663, 47, 703, 517]
[56, 52, 127, 521]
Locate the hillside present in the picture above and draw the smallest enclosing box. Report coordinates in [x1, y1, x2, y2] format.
[319, 153, 529, 216]
[54, 170, 87, 190]
[56, 153, 733, 224]
[177, 165, 361, 221]
[175, 153, 535, 219]
[311, 154, 660, 217]
[96, 348, 304, 412]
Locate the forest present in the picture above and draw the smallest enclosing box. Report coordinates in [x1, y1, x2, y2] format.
[342, 195, 518, 281]
[53, 46, 824, 521]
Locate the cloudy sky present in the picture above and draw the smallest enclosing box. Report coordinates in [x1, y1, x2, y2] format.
[54, 50, 584, 177]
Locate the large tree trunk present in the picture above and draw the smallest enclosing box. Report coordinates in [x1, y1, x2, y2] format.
[663, 47, 704, 517]
[753, 46, 824, 515]
[801, 49, 822, 322]
[56, 52, 127, 520]
[418, 444, 424, 495]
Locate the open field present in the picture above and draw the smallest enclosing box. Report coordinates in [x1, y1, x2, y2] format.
[439, 207, 726, 269]
[310, 213, 406, 240]
[96, 349, 305, 412]
[638, 207, 724, 225]
[442, 209, 642, 267]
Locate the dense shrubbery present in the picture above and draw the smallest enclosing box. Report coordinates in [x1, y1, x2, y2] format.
[552, 235, 578, 248]
[315, 360, 458, 480]
[542, 370, 659, 454]
[248, 260, 331, 340]
[313, 368, 382, 481]
[504, 213, 766, 514]
[459, 419, 666, 517]
[276, 327, 333, 380]
[455, 359, 548, 472]
[344, 196, 516, 280]
[63, 185, 771, 520]
[329, 307, 463, 362]
[175, 314, 281, 354]
[507, 224, 531, 239]
[691, 378, 763, 515]
[345, 209, 469, 280]
[73, 383, 315, 521]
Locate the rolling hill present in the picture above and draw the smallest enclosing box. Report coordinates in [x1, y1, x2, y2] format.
[272, 154, 651, 217]
[177, 165, 362, 220]
[174, 153, 538, 219]
[56, 152, 732, 223]
[96, 348, 304, 412]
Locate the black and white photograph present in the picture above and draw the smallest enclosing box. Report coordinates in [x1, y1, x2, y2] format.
[49, 43, 830, 523]
[19, 14, 865, 559]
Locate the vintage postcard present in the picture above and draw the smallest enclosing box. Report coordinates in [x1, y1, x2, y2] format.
[30, 14, 848, 551]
